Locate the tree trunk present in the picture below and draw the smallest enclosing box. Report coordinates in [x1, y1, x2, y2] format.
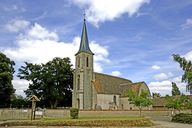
[50, 101, 53, 109]
[49, 100, 58, 109]
[53, 100, 58, 109]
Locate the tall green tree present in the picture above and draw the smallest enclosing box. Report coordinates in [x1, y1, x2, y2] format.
[172, 82, 181, 96]
[0, 52, 15, 107]
[173, 54, 192, 94]
[18, 57, 73, 108]
[128, 90, 152, 116]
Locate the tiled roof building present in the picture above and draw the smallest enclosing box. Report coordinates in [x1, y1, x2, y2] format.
[72, 18, 151, 110]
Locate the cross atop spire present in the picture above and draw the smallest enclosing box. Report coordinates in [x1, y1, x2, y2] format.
[83, 10, 86, 21]
[75, 13, 94, 55]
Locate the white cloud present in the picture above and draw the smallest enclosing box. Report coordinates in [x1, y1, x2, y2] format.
[72, 0, 150, 26]
[5, 19, 30, 32]
[25, 23, 58, 41]
[3, 22, 110, 96]
[151, 65, 160, 70]
[182, 18, 192, 29]
[12, 79, 30, 96]
[111, 71, 122, 77]
[154, 73, 168, 81]
[4, 22, 109, 71]
[172, 76, 182, 83]
[149, 76, 189, 96]
[184, 50, 192, 61]
[149, 80, 172, 95]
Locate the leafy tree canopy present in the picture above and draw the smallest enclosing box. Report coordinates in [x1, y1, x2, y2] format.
[173, 54, 192, 94]
[171, 82, 181, 96]
[165, 95, 188, 111]
[17, 57, 73, 108]
[0, 52, 15, 107]
[128, 90, 152, 116]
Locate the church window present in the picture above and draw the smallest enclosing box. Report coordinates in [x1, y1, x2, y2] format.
[77, 98, 80, 109]
[77, 57, 80, 68]
[77, 75, 80, 90]
[113, 95, 117, 105]
[86, 57, 89, 67]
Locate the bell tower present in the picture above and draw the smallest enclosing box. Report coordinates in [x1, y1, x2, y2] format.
[72, 17, 94, 109]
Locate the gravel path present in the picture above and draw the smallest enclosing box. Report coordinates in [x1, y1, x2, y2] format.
[151, 121, 192, 128]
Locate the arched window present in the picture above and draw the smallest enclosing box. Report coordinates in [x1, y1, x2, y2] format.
[86, 57, 89, 67]
[77, 98, 80, 109]
[77, 75, 80, 90]
[77, 57, 80, 68]
[113, 95, 117, 105]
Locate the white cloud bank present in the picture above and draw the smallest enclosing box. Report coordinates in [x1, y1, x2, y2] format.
[149, 76, 189, 96]
[72, 0, 150, 26]
[182, 18, 192, 29]
[151, 65, 160, 70]
[3, 21, 110, 95]
[154, 72, 173, 81]
[4, 22, 109, 72]
[184, 50, 192, 61]
[111, 71, 122, 77]
[5, 19, 30, 32]
[12, 79, 30, 96]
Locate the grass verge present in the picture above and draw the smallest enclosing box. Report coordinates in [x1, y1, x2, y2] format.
[0, 117, 153, 127]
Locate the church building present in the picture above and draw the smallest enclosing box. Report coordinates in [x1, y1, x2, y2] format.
[72, 18, 151, 110]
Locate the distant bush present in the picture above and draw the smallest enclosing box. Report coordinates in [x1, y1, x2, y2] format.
[70, 108, 79, 119]
[172, 113, 192, 124]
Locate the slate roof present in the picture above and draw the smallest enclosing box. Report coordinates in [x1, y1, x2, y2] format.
[76, 19, 93, 55]
[93, 73, 132, 95]
[92, 73, 148, 97]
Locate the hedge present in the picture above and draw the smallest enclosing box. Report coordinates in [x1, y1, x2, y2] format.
[70, 108, 79, 119]
[172, 113, 192, 124]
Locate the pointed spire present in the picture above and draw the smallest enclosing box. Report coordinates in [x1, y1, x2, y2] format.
[76, 13, 94, 55]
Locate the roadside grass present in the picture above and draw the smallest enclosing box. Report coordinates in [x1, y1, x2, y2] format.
[0, 116, 154, 127]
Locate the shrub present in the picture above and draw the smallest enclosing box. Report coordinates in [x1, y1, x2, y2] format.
[172, 113, 192, 124]
[70, 108, 79, 119]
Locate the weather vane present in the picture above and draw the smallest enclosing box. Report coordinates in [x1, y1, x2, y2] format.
[83, 10, 86, 21]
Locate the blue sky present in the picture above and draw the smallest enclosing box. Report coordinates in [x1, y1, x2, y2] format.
[0, 0, 192, 96]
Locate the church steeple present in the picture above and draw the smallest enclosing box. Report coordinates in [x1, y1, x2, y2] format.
[73, 14, 95, 109]
[76, 17, 93, 55]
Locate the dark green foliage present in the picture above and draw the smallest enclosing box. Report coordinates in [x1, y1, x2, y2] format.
[11, 95, 30, 108]
[17, 57, 73, 108]
[0, 52, 15, 107]
[186, 100, 192, 112]
[152, 93, 161, 98]
[70, 108, 79, 119]
[173, 54, 192, 94]
[128, 90, 152, 116]
[171, 82, 181, 96]
[165, 95, 188, 111]
[172, 113, 192, 124]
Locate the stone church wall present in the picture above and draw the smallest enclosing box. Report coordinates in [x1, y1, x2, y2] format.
[97, 94, 119, 110]
[120, 97, 135, 110]
[120, 97, 152, 110]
